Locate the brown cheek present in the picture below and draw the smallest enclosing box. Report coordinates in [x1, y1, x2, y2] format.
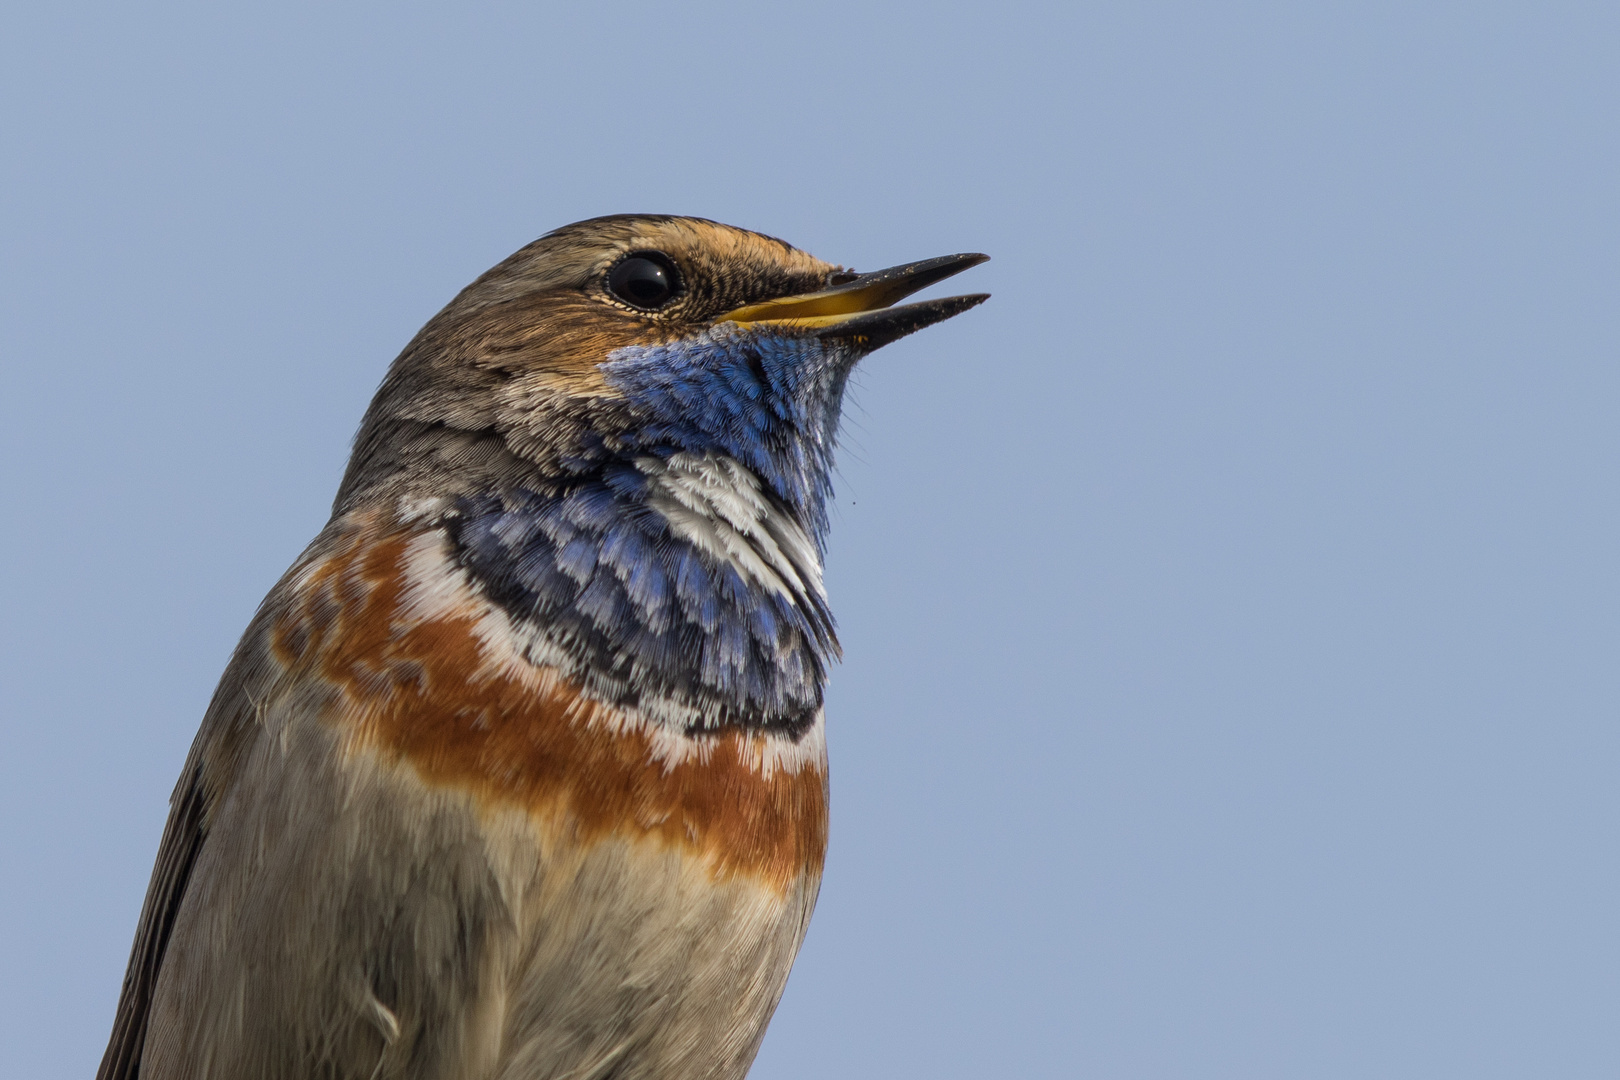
[442, 290, 701, 395]
[270, 517, 828, 894]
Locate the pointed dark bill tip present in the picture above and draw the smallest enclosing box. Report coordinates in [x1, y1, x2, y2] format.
[720, 252, 991, 325]
[831, 252, 991, 308]
[817, 292, 990, 351]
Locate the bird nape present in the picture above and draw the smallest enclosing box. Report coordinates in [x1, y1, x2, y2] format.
[98, 215, 987, 1080]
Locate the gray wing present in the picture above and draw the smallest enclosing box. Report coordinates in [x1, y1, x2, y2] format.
[96, 764, 209, 1080]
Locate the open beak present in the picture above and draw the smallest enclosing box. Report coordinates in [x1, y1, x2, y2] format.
[718, 252, 990, 350]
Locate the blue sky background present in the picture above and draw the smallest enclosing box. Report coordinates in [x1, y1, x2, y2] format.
[4, 3, 1618, 1077]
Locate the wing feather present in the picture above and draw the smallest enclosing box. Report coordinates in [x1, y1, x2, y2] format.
[96, 764, 209, 1080]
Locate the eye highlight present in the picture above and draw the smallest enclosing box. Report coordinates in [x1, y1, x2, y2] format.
[607, 251, 682, 310]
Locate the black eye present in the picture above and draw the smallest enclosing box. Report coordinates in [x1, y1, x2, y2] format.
[607, 251, 681, 309]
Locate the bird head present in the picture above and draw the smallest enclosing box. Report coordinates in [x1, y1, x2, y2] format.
[333, 216, 987, 733]
[336, 215, 987, 541]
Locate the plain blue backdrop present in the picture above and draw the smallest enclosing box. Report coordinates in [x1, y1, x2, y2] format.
[4, 3, 1618, 1077]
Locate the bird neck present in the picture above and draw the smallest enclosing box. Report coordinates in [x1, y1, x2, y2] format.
[439, 329, 854, 738]
[597, 325, 853, 547]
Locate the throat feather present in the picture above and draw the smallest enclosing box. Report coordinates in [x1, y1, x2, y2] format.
[448, 453, 838, 736]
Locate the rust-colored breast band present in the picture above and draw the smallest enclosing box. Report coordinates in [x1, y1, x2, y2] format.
[269, 519, 828, 892]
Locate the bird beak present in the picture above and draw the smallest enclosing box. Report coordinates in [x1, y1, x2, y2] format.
[718, 252, 990, 350]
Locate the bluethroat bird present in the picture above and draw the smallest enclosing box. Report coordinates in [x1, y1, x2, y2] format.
[97, 215, 987, 1080]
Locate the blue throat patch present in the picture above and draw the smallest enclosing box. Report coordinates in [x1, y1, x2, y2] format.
[449, 327, 856, 735]
[599, 326, 852, 543]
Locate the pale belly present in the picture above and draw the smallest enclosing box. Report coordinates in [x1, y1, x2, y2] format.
[138, 719, 823, 1080]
